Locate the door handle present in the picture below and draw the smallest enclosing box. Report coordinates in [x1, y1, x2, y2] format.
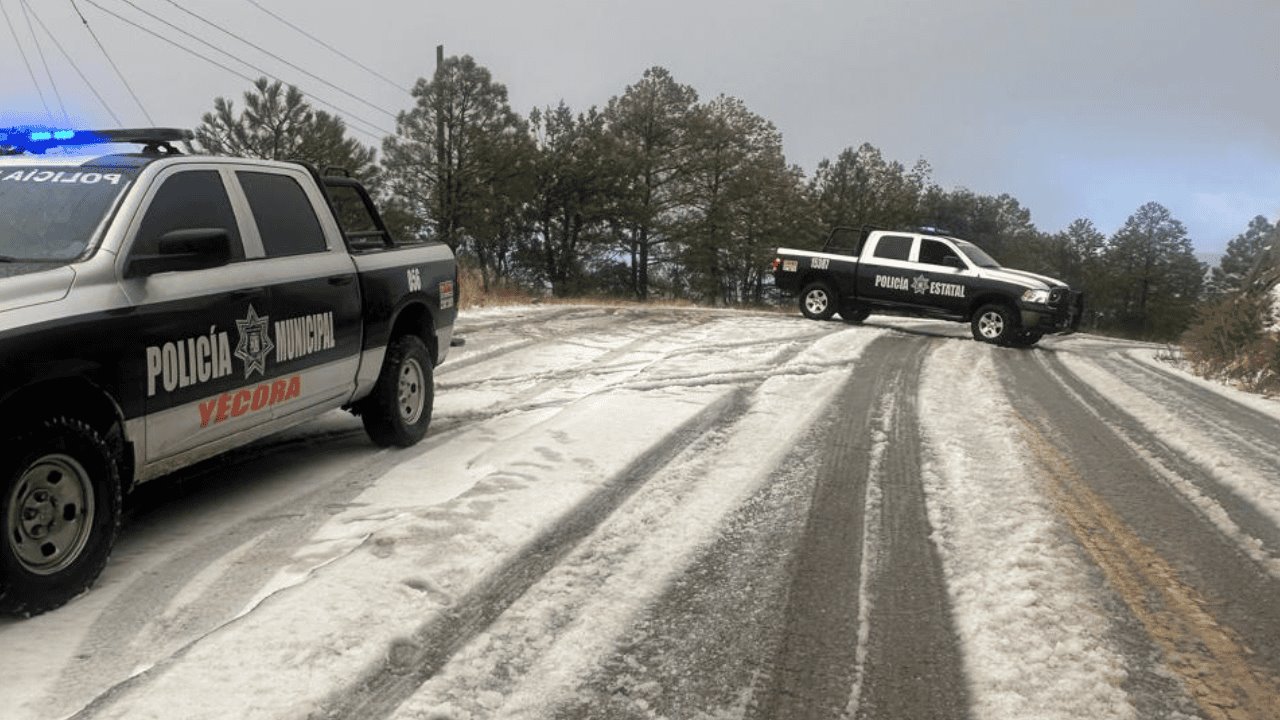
[328, 275, 354, 286]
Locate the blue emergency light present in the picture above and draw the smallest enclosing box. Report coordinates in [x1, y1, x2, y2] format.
[0, 128, 106, 153]
[0, 128, 190, 154]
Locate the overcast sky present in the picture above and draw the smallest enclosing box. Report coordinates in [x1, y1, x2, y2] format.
[3, 0, 1276, 254]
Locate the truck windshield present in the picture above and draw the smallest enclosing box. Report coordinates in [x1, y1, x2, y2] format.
[0, 166, 137, 261]
[952, 239, 1001, 268]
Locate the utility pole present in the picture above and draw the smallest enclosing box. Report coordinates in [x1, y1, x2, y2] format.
[436, 44, 447, 245]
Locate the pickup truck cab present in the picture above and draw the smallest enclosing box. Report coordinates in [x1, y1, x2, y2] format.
[0, 129, 457, 614]
[772, 226, 1082, 346]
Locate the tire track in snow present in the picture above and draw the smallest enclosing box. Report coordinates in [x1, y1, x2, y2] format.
[318, 321, 859, 720]
[921, 342, 1137, 720]
[754, 334, 969, 720]
[317, 389, 754, 720]
[381, 326, 884, 720]
[1038, 351, 1280, 573]
[1000, 348, 1280, 719]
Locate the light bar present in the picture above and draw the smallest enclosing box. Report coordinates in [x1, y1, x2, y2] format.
[0, 127, 191, 154]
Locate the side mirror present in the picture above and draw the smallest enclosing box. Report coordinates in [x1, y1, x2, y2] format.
[942, 255, 966, 271]
[125, 228, 232, 277]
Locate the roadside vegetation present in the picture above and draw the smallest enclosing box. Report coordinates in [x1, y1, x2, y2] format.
[187, 55, 1277, 389]
[1181, 230, 1280, 395]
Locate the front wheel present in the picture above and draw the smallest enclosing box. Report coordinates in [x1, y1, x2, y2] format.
[1007, 330, 1043, 348]
[360, 335, 436, 447]
[799, 282, 837, 320]
[0, 418, 122, 616]
[971, 304, 1018, 345]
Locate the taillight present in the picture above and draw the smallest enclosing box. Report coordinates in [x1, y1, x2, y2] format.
[770, 257, 781, 271]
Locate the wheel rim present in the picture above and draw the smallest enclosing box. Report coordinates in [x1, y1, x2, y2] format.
[398, 357, 426, 425]
[978, 311, 1005, 339]
[6, 454, 95, 576]
[804, 289, 829, 315]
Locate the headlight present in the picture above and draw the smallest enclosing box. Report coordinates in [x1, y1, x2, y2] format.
[1021, 289, 1051, 304]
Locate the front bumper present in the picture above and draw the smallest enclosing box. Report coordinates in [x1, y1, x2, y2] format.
[1019, 290, 1084, 334]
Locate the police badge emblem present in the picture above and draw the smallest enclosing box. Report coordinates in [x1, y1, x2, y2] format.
[235, 305, 274, 378]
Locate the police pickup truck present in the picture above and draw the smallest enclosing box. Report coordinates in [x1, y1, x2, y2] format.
[0, 129, 457, 615]
[772, 226, 1082, 346]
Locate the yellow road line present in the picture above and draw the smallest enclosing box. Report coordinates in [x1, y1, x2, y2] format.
[1020, 417, 1280, 720]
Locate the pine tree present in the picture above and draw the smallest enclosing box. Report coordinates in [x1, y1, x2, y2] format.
[194, 78, 377, 182]
[811, 144, 929, 233]
[1208, 215, 1274, 298]
[1101, 202, 1204, 339]
[602, 67, 698, 300]
[382, 55, 534, 289]
[524, 103, 615, 296]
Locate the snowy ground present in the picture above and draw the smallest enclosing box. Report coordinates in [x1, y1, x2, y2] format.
[2, 305, 1279, 720]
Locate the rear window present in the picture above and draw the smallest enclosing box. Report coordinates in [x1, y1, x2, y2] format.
[238, 172, 328, 257]
[872, 235, 913, 261]
[0, 165, 137, 261]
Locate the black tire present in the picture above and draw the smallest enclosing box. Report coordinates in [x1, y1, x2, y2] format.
[799, 282, 837, 320]
[970, 303, 1018, 345]
[360, 335, 435, 448]
[0, 418, 122, 616]
[839, 304, 871, 324]
[1007, 330, 1043, 348]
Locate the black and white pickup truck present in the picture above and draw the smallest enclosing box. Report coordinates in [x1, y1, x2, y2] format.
[0, 129, 457, 614]
[772, 227, 1083, 346]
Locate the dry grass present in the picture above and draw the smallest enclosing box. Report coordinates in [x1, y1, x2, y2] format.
[1181, 291, 1280, 396]
[456, 263, 788, 315]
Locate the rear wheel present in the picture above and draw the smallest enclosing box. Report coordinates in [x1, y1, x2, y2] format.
[360, 335, 435, 447]
[799, 282, 837, 321]
[971, 303, 1018, 345]
[0, 418, 121, 616]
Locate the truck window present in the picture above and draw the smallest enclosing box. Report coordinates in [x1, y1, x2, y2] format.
[133, 170, 243, 260]
[872, 235, 913, 261]
[237, 172, 328, 257]
[325, 183, 390, 249]
[918, 239, 962, 266]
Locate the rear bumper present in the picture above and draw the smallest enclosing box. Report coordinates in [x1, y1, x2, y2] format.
[772, 269, 803, 294]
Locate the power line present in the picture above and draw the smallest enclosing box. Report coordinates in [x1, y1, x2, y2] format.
[18, 0, 69, 123]
[1, 0, 53, 121]
[161, 0, 399, 119]
[68, 0, 154, 125]
[244, 0, 413, 96]
[24, 0, 123, 124]
[80, 0, 390, 142]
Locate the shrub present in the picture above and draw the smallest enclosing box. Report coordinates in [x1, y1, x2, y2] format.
[1182, 290, 1280, 395]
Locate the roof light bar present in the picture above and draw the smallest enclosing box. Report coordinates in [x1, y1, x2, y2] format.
[0, 127, 191, 154]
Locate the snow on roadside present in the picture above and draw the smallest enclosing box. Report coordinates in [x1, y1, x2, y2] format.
[78, 311, 846, 720]
[918, 341, 1134, 720]
[1058, 353, 1280, 554]
[1127, 349, 1280, 421]
[389, 326, 883, 720]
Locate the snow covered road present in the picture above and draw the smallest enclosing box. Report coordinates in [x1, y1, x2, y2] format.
[2, 305, 1280, 720]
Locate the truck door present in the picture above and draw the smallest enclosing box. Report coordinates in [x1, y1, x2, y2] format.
[911, 238, 973, 316]
[230, 169, 363, 421]
[118, 167, 275, 463]
[855, 234, 917, 305]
